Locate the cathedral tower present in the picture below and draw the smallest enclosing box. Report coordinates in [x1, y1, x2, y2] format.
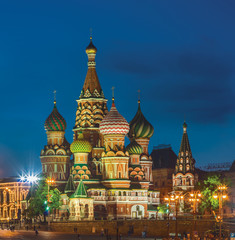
[70, 132, 92, 180]
[73, 37, 108, 151]
[40, 99, 71, 181]
[129, 100, 154, 188]
[126, 140, 148, 188]
[172, 121, 197, 191]
[99, 97, 130, 189]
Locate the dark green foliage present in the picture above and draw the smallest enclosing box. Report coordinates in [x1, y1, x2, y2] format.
[197, 174, 229, 214]
[26, 178, 61, 219]
[157, 203, 169, 214]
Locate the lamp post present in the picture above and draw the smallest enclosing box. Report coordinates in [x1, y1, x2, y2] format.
[213, 185, 227, 240]
[164, 197, 171, 239]
[46, 178, 55, 228]
[188, 191, 201, 239]
[165, 193, 184, 239]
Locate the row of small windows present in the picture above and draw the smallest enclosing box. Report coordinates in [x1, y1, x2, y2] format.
[89, 191, 148, 197]
[180, 151, 189, 157]
[0, 191, 27, 204]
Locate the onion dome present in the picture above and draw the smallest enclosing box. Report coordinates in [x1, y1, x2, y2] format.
[86, 36, 97, 54]
[45, 101, 66, 131]
[126, 140, 143, 155]
[128, 100, 154, 139]
[70, 133, 92, 153]
[99, 99, 129, 135]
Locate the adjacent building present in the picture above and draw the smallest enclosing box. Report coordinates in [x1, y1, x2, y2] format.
[0, 177, 30, 220]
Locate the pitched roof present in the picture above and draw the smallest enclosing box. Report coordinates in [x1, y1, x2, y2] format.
[230, 160, 235, 172]
[174, 122, 195, 175]
[79, 38, 104, 99]
[179, 122, 191, 153]
[72, 179, 87, 198]
[64, 175, 75, 194]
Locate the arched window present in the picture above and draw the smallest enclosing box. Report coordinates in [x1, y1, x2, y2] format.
[84, 204, 89, 218]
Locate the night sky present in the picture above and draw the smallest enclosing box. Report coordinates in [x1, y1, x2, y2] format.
[1, 0, 235, 177]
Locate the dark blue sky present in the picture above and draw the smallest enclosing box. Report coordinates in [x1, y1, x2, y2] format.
[0, 0, 235, 177]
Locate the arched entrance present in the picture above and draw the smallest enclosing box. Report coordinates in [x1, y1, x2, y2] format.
[131, 205, 145, 219]
[94, 205, 107, 220]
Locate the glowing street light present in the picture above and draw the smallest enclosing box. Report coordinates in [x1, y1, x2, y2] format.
[213, 184, 228, 240]
[164, 192, 185, 238]
[46, 177, 55, 228]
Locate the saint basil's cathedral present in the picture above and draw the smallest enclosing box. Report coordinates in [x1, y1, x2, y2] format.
[0, 37, 199, 221]
[40, 37, 197, 220]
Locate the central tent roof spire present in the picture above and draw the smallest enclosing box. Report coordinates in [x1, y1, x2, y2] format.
[79, 35, 104, 99]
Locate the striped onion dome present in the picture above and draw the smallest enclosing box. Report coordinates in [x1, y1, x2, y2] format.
[128, 101, 154, 139]
[70, 133, 92, 153]
[99, 99, 129, 135]
[45, 102, 66, 131]
[126, 140, 143, 155]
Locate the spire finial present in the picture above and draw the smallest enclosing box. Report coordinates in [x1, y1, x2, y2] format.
[90, 28, 92, 41]
[138, 89, 141, 104]
[53, 90, 57, 106]
[183, 120, 187, 133]
[112, 86, 115, 103]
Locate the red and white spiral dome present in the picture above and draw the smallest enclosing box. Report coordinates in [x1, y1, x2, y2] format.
[99, 101, 129, 135]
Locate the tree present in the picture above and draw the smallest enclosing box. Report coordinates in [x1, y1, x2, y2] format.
[157, 203, 169, 214]
[26, 177, 61, 220]
[197, 174, 229, 214]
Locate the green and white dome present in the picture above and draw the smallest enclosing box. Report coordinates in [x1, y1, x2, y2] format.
[128, 101, 154, 139]
[126, 140, 143, 155]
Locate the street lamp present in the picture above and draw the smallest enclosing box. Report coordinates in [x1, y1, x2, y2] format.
[164, 192, 184, 239]
[164, 197, 171, 239]
[188, 190, 202, 239]
[213, 185, 228, 240]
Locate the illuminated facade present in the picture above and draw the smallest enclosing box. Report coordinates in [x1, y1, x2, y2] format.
[0, 178, 30, 220]
[42, 37, 159, 220]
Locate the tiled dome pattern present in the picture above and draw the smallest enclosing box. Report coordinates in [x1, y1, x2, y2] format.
[72, 165, 91, 180]
[129, 165, 145, 181]
[70, 132, 92, 153]
[100, 102, 129, 135]
[45, 104, 66, 131]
